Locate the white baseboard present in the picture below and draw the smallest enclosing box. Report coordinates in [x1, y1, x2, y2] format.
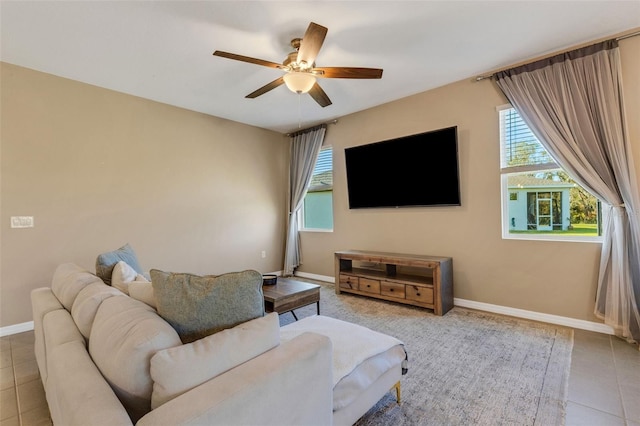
[453, 298, 615, 335]
[294, 272, 614, 336]
[0, 321, 34, 337]
[295, 271, 335, 283]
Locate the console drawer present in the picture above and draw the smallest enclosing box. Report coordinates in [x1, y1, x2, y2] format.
[406, 285, 433, 304]
[359, 278, 380, 294]
[339, 274, 358, 290]
[381, 281, 405, 298]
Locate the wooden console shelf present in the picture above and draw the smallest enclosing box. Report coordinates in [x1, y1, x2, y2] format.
[334, 250, 453, 315]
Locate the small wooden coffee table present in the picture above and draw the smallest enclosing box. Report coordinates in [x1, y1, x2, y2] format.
[262, 277, 320, 320]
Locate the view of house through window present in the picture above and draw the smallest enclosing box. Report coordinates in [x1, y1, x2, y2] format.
[499, 107, 601, 240]
[302, 146, 333, 230]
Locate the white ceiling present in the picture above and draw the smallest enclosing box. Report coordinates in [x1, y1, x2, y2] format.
[2, 1, 639, 134]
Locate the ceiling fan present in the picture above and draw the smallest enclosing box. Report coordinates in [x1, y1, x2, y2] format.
[213, 22, 383, 108]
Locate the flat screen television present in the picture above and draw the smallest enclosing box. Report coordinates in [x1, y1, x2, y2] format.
[345, 126, 460, 209]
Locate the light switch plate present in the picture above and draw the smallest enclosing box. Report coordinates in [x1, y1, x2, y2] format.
[11, 216, 34, 228]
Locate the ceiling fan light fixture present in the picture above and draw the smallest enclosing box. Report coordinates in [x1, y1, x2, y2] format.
[214, 21, 381, 107]
[283, 72, 316, 94]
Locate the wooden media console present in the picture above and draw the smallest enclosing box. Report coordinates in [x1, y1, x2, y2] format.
[334, 250, 453, 315]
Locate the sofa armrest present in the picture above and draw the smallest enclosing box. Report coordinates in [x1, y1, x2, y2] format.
[31, 287, 65, 384]
[137, 332, 333, 426]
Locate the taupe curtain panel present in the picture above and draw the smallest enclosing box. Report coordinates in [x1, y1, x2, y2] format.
[283, 124, 326, 276]
[495, 40, 640, 343]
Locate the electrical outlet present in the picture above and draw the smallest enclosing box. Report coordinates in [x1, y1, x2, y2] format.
[261, 251, 266, 259]
[11, 216, 34, 228]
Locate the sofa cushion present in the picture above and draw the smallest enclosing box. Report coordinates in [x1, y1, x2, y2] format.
[128, 281, 156, 309]
[150, 269, 264, 343]
[45, 340, 133, 426]
[51, 263, 103, 311]
[150, 312, 280, 409]
[280, 315, 405, 387]
[43, 309, 87, 391]
[112, 260, 149, 295]
[95, 243, 143, 285]
[71, 281, 124, 339]
[89, 296, 181, 422]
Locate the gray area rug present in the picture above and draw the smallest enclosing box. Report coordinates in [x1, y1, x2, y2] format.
[279, 281, 573, 426]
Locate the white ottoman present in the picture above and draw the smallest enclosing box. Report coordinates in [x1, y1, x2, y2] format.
[281, 315, 407, 425]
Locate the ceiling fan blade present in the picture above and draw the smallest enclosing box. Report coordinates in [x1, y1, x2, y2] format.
[213, 51, 284, 69]
[297, 22, 328, 66]
[246, 77, 285, 98]
[314, 67, 383, 79]
[308, 82, 332, 108]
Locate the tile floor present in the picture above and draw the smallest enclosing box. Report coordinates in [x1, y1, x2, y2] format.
[567, 329, 640, 426]
[0, 327, 638, 425]
[0, 332, 50, 426]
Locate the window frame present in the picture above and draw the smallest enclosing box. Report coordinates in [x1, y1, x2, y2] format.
[498, 104, 604, 243]
[299, 145, 334, 232]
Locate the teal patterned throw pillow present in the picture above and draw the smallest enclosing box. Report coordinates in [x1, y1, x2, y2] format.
[150, 269, 265, 343]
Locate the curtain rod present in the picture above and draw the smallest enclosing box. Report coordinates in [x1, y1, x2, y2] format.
[616, 30, 640, 41]
[475, 30, 640, 82]
[285, 119, 338, 137]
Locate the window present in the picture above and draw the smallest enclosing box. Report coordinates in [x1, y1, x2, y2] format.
[499, 106, 602, 241]
[301, 146, 333, 231]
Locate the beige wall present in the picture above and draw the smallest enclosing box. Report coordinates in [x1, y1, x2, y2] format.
[299, 35, 640, 323]
[1, 36, 637, 329]
[0, 63, 288, 327]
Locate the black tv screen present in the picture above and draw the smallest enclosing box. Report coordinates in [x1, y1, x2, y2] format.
[345, 126, 460, 209]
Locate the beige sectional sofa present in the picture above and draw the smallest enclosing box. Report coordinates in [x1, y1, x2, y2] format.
[32, 262, 407, 425]
[32, 263, 333, 425]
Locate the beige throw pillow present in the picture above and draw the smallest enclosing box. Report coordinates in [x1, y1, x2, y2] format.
[150, 312, 280, 409]
[111, 261, 149, 295]
[128, 281, 156, 309]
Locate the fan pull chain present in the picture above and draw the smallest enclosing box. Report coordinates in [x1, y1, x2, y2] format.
[298, 93, 302, 129]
